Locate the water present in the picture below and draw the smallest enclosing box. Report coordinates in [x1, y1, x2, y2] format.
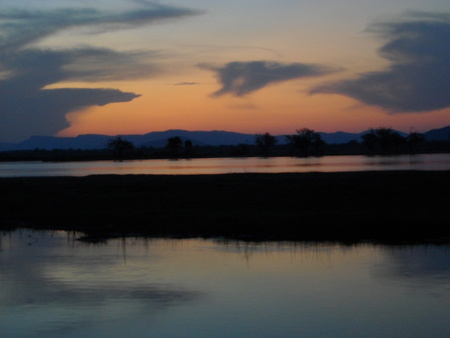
[1, 230, 449, 337]
[1, 153, 449, 177]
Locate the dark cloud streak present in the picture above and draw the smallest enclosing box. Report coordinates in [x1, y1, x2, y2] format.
[174, 82, 198, 86]
[204, 61, 338, 97]
[0, 4, 202, 50]
[311, 12, 450, 113]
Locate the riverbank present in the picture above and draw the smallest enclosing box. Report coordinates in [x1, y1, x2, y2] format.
[2, 171, 449, 243]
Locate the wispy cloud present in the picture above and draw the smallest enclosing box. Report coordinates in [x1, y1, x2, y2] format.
[174, 82, 198, 86]
[203, 61, 338, 97]
[0, 4, 202, 51]
[0, 3, 201, 142]
[311, 12, 450, 113]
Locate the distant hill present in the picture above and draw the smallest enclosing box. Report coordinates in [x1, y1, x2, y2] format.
[0, 126, 448, 151]
[0, 130, 256, 151]
[135, 130, 255, 148]
[423, 126, 450, 141]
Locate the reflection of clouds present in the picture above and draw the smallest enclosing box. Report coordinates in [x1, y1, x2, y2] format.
[374, 246, 450, 288]
[5, 277, 199, 307]
[0, 231, 201, 336]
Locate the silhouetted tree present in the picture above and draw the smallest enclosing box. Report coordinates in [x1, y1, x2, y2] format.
[255, 132, 277, 156]
[406, 131, 424, 155]
[390, 132, 405, 154]
[375, 128, 404, 154]
[362, 127, 405, 154]
[166, 136, 182, 157]
[107, 136, 135, 159]
[184, 140, 193, 157]
[311, 132, 325, 156]
[362, 129, 378, 154]
[286, 128, 324, 157]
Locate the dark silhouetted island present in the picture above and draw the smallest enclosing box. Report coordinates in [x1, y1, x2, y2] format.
[1, 171, 449, 244]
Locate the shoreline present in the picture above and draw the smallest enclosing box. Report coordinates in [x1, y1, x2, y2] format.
[2, 171, 449, 244]
[1, 149, 449, 164]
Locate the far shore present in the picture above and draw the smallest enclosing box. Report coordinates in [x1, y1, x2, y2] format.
[2, 171, 449, 244]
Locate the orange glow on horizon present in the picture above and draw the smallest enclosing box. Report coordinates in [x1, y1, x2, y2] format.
[58, 77, 450, 138]
[3, 1, 449, 144]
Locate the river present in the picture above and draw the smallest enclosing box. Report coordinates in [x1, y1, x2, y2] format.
[1, 153, 449, 177]
[2, 155, 449, 337]
[0, 230, 448, 337]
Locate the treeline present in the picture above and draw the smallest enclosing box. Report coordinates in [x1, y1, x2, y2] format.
[254, 128, 448, 157]
[0, 128, 449, 162]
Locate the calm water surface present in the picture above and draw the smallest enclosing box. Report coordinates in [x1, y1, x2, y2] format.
[1, 154, 449, 177]
[1, 230, 449, 337]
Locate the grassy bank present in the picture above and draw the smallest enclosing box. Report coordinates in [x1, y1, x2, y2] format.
[1, 171, 449, 243]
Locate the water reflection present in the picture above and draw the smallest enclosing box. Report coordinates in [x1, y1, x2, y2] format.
[1, 153, 449, 177]
[0, 231, 202, 337]
[1, 230, 449, 337]
[373, 245, 450, 288]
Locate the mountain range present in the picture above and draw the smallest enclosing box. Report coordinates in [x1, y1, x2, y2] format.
[1, 126, 449, 151]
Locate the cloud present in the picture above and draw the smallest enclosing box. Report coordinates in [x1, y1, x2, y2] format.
[0, 3, 201, 142]
[311, 12, 450, 113]
[0, 4, 202, 51]
[0, 46, 147, 142]
[203, 61, 338, 97]
[1, 47, 157, 85]
[174, 82, 198, 86]
[0, 86, 140, 142]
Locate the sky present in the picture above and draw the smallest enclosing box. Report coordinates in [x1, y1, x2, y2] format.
[1, 0, 449, 143]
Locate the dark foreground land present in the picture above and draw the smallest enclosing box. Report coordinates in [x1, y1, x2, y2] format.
[1, 171, 449, 243]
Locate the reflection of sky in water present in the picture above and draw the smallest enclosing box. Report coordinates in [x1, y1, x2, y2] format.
[0, 232, 202, 336]
[1, 230, 449, 337]
[373, 246, 450, 289]
[0, 154, 449, 177]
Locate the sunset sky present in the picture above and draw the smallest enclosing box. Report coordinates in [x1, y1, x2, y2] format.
[1, 0, 449, 143]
